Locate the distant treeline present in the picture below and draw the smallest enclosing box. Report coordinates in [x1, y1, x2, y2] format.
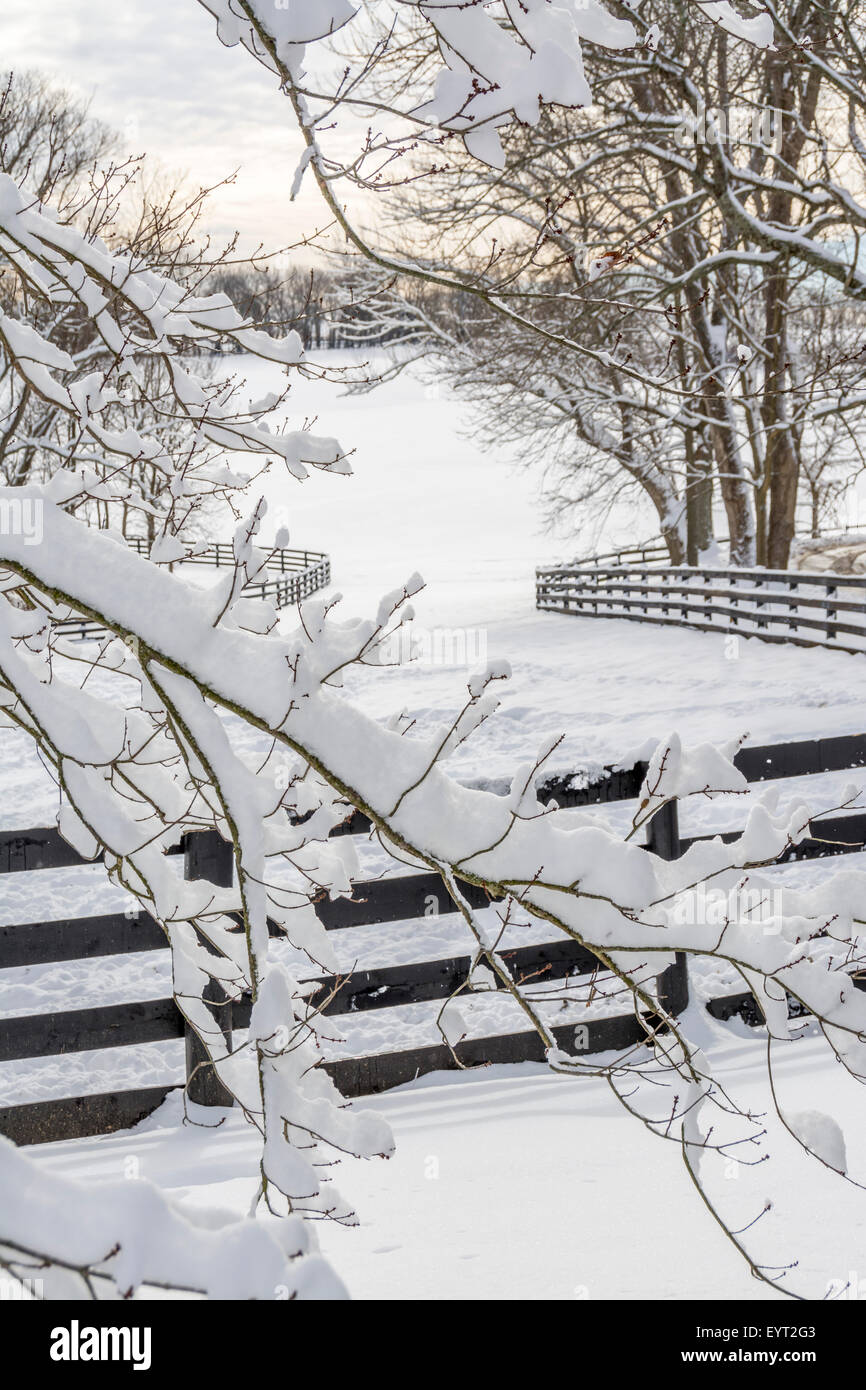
[202, 263, 401, 351]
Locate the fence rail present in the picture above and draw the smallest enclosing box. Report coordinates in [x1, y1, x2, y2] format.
[571, 540, 671, 568]
[54, 539, 331, 641]
[2, 731, 866, 1145]
[567, 524, 861, 571]
[122, 538, 326, 572]
[536, 563, 866, 654]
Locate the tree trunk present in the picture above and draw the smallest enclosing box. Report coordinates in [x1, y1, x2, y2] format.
[712, 419, 756, 566]
[762, 270, 799, 570]
[680, 267, 755, 565]
[685, 435, 714, 564]
[766, 428, 799, 569]
[663, 520, 687, 566]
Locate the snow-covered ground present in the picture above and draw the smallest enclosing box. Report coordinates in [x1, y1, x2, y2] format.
[3, 355, 866, 1298]
[26, 1019, 866, 1302]
[240, 349, 551, 628]
[3, 353, 866, 824]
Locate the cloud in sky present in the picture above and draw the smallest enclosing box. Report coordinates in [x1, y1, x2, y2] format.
[2, 0, 329, 251]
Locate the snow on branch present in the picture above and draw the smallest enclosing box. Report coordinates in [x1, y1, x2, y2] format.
[1, 72, 865, 1298]
[0, 170, 348, 547]
[0, 1135, 342, 1299]
[201, 0, 777, 170]
[2, 485, 866, 1294]
[694, 1, 774, 48]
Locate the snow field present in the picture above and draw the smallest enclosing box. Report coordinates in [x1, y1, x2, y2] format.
[2, 356, 866, 1298]
[24, 1023, 866, 1302]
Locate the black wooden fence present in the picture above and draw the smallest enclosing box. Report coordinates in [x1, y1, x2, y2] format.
[565, 524, 860, 572]
[536, 563, 866, 654]
[570, 540, 671, 568]
[2, 731, 865, 1145]
[56, 539, 331, 641]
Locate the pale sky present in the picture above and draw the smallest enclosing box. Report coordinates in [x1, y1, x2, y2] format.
[2, 0, 331, 252]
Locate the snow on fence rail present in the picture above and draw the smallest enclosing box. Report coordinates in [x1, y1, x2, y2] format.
[536, 563, 866, 655]
[571, 540, 671, 568]
[566, 525, 860, 571]
[55, 538, 331, 640]
[2, 732, 866, 1146]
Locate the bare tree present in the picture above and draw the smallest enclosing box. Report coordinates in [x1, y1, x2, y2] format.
[0, 68, 114, 204]
[206, 0, 866, 568]
[0, 71, 306, 543]
[0, 5, 863, 1298]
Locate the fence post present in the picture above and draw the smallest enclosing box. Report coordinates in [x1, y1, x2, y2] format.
[826, 580, 837, 644]
[646, 799, 689, 1016]
[646, 797, 679, 860]
[184, 829, 235, 1107]
[789, 575, 799, 634]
